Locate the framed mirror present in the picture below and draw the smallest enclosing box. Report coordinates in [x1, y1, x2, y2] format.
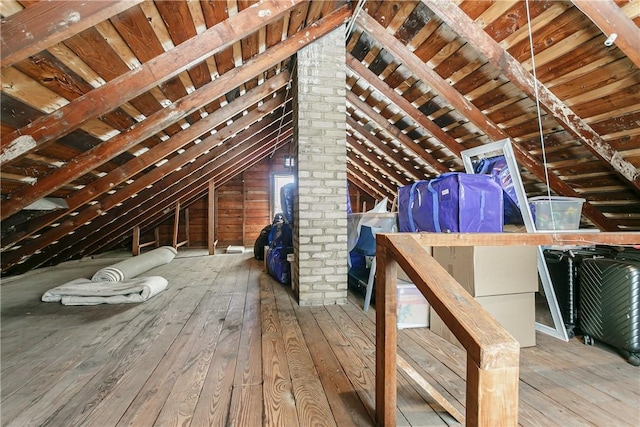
[461, 139, 569, 341]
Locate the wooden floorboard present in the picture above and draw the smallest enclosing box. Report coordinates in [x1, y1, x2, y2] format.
[2, 250, 639, 426]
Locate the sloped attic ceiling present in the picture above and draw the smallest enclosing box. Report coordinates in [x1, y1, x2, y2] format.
[1, 0, 639, 276]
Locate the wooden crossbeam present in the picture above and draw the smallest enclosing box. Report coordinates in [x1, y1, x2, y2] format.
[7, 118, 293, 272]
[356, 11, 619, 231]
[0, 0, 144, 66]
[0, 0, 305, 167]
[425, 0, 640, 189]
[1, 72, 290, 249]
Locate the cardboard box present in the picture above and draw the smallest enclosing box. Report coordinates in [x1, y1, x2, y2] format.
[432, 246, 537, 297]
[430, 292, 536, 348]
[397, 280, 429, 329]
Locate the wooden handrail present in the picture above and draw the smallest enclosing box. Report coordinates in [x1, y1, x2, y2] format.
[374, 232, 640, 427]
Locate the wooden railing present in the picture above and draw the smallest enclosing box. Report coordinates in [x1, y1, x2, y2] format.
[374, 232, 640, 427]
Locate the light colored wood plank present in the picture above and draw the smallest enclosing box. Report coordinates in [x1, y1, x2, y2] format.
[189, 256, 249, 427]
[4, 283, 202, 426]
[228, 258, 263, 426]
[272, 278, 338, 427]
[295, 305, 374, 426]
[260, 273, 300, 427]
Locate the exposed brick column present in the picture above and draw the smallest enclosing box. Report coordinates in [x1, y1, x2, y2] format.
[292, 25, 348, 306]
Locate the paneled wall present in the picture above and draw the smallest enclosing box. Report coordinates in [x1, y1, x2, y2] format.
[153, 147, 293, 248]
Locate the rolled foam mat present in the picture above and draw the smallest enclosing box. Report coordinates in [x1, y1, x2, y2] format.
[91, 246, 177, 282]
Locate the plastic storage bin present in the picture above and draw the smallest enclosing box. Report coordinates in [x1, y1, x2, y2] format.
[529, 196, 585, 230]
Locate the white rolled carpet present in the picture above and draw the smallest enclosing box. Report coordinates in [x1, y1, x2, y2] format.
[91, 246, 177, 282]
[42, 276, 168, 306]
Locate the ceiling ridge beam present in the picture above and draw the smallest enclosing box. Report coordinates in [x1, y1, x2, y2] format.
[425, 0, 640, 189]
[0, 0, 145, 67]
[1, 72, 290, 249]
[356, 10, 619, 230]
[0, 0, 306, 166]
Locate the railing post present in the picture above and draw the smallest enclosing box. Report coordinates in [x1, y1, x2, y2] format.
[466, 359, 519, 426]
[375, 238, 398, 426]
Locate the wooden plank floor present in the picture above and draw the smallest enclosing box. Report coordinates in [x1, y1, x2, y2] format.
[2, 251, 639, 426]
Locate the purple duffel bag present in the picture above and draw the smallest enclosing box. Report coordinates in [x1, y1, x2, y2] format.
[398, 172, 504, 233]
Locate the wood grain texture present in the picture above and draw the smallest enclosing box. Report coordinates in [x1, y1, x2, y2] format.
[2, 251, 640, 426]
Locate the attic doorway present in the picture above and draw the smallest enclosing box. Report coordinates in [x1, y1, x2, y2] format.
[273, 174, 294, 220]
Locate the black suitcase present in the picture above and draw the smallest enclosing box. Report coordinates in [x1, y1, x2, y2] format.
[543, 248, 615, 337]
[579, 257, 640, 366]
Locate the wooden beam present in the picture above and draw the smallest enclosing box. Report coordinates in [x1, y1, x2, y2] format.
[0, 0, 144, 67]
[0, 0, 306, 166]
[571, 0, 640, 68]
[347, 170, 387, 201]
[4, 115, 293, 272]
[1, 4, 351, 220]
[347, 151, 398, 196]
[1, 42, 292, 220]
[425, 0, 640, 188]
[375, 241, 398, 426]
[346, 91, 448, 174]
[2, 108, 292, 272]
[132, 226, 141, 256]
[173, 202, 181, 249]
[1, 72, 290, 248]
[208, 180, 216, 255]
[347, 53, 465, 158]
[356, 11, 619, 231]
[347, 135, 409, 188]
[347, 163, 393, 201]
[184, 208, 190, 248]
[346, 116, 425, 182]
[43, 128, 292, 267]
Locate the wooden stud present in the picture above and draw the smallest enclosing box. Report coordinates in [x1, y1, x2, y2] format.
[208, 180, 216, 255]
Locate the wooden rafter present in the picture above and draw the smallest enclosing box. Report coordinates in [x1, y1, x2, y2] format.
[2, 105, 292, 271]
[346, 117, 424, 182]
[356, 11, 619, 231]
[54, 128, 293, 265]
[0, 0, 305, 167]
[347, 135, 407, 188]
[1, 72, 290, 250]
[1, 3, 352, 221]
[571, 0, 640, 69]
[347, 53, 464, 158]
[346, 91, 447, 174]
[0, 0, 145, 67]
[347, 166, 389, 201]
[425, 0, 640, 189]
[8, 115, 293, 273]
[347, 175, 383, 202]
[347, 153, 398, 197]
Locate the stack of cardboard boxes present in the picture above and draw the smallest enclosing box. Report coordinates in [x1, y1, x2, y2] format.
[429, 246, 538, 348]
